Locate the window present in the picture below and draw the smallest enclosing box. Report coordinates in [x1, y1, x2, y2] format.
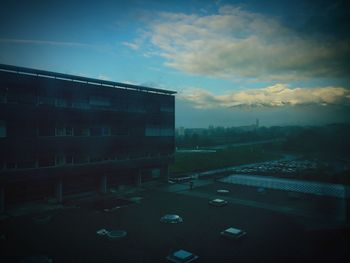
[38, 156, 55, 167]
[160, 214, 183, 224]
[0, 92, 6, 103]
[65, 155, 73, 164]
[90, 155, 103, 163]
[160, 105, 174, 112]
[17, 94, 36, 105]
[104, 155, 115, 161]
[116, 152, 128, 160]
[145, 126, 160, 137]
[90, 127, 110, 136]
[6, 92, 19, 104]
[128, 99, 144, 113]
[55, 127, 65, 136]
[89, 96, 111, 107]
[55, 155, 65, 166]
[72, 98, 90, 109]
[111, 126, 128, 135]
[145, 100, 160, 113]
[152, 168, 161, 178]
[149, 152, 158, 157]
[66, 127, 73, 136]
[160, 101, 174, 112]
[90, 127, 102, 136]
[75, 127, 90, 136]
[55, 98, 67, 107]
[74, 155, 89, 164]
[2, 92, 36, 104]
[55, 126, 73, 136]
[6, 162, 16, 169]
[112, 97, 127, 111]
[0, 121, 6, 138]
[82, 127, 90, 136]
[38, 96, 55, 106]
[23, 127, 37, 137]
[130, 152, 144, 159]
[17, 161, 36, 169]
[38, 127, 55, 136]
[221, 227, 247, 240]
[145, 126, 174, 137]
[161, 128, 174, 136]
[102, 127, 110, 136]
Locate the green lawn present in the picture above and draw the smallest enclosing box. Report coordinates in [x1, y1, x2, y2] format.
[170, 145, 282, 175]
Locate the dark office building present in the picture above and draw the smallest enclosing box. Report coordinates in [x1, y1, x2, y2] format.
[0, 64, 176, 211]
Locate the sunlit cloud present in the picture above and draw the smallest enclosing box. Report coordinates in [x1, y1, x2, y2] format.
[179, 84, 350, 109]
[144, 5, 350, 81]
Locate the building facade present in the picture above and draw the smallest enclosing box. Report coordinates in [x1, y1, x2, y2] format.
[0, 64, 175, 211]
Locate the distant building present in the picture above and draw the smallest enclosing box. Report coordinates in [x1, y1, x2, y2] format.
[236, 125, 257, 132]
[237, 119, 260, 132]
[184, 128, 207, 136]
[0, 64, 176, 211]
[177, 127, 185, 137]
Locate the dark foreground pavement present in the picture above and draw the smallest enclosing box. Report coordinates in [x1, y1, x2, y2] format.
[1, 183, 349, 263]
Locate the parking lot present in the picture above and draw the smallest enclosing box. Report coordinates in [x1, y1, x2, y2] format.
[232, 159, 318, 177]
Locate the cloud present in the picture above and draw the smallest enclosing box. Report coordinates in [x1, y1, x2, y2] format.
[97, 74, 111, 81]
[122, 80, 138, 85]
[0, 38, 95, 48]
[179, 84, 350, 109]
[145, 5, 350, 81]
[122, 41, 139, 50]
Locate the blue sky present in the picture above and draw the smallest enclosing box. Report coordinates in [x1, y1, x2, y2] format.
[1, 0, 349, 127]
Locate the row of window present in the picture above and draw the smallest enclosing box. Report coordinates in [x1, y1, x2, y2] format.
[41, 126, 173, 137]
[0, 93, 174, 113]
[38, 126, 117, 137]
[0, 122, 174, 137]
[0, 152, 173, 171]
[145, 127, 174, 137]
[53, 127, 111, 137]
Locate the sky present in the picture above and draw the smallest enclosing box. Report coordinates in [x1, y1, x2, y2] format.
[1, 0, 350, 127]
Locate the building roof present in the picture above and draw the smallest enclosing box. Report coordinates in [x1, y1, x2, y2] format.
[220, 174, 349, 198]
[0, 64, 176, 95]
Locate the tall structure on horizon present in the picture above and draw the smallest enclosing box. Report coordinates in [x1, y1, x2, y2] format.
[177, 126, 185, 136]
[0, 64, 176, 212]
